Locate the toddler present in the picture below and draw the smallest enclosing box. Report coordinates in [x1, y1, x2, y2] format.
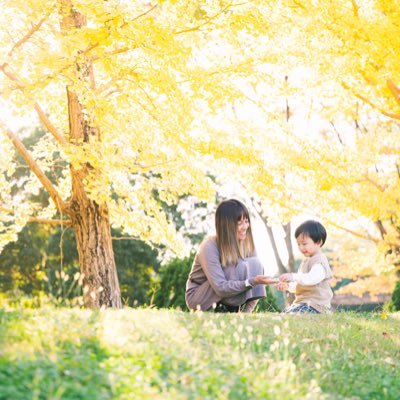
[276, 220, 333, 314]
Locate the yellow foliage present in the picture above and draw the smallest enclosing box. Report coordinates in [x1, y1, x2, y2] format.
[336, 275, 395, 299]
[1, 0, 400, 274]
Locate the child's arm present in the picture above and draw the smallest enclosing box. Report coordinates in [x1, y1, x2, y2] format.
[279, 264, 326, 286]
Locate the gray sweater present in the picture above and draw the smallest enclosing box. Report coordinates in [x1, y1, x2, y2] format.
[185, 236, 265, 311]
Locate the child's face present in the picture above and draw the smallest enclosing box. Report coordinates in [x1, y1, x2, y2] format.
[296, 234, 321, 257]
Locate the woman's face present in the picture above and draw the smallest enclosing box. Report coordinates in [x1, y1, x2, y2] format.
[236, 216, 250, 241]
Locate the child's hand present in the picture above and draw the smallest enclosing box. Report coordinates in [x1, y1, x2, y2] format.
[275, 282, 289, 291]
[279, 273, 294, 282]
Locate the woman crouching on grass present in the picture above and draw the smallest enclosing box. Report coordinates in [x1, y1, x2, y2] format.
[185, 199, 277, 313]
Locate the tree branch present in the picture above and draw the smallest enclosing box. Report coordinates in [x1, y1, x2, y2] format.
[257, 209, 287, 274]
[344, 84, 400, 120]
[329, 121, 344, 145]
[283, 223, 296, 272]
[0, 206, 71, 226]
[351, 0, 359, 17]
[29, 217, 72, 226]
[375, 220, 387, 240]
[0, 64, 67, 145]
[328, 220, 380, 244]
[174, 2, 238, 35]
[1, 123, 68, 213]
[7, 13, 50, 57]
[364, 173, 386, 192]
[130, 3, 159, 23]
[33, 103, 68, 145]
[387, 79, 400, 107]
[111, 236, 140, 240]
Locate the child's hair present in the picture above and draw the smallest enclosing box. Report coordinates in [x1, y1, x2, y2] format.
[294, 220, 327, 246]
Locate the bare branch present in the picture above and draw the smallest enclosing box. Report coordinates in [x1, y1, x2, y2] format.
[375, 220, 387, 240]
[1, 123, 68, 213]
[91, 47, 132, 63]
[387, 79, 400, 107]
[364, 174, 386, 192]
[33, 103, 68, 145]
[174, 2, 237, 35]
[344, 85, 400, 120]
[0, 64, 67, 145]
[0, 206, 71, 226]
[328, 220, 380, 244]
[29, 217, 72, 226]
[291, 0, 307, 10]
[130, 3, 159, 23]
[111, 236, 140, 241]
[351, 0, 359, 17]
[7, 13, 50, 57]
[0, 206, 14, 214]
[329, 121, 344, 145]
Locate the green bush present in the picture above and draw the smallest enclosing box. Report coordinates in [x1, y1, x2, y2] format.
[255, 286, 280, 312]
[153, 255, 194, 310]
[0, 223, 160, 307]
[388, 279, 400, 311]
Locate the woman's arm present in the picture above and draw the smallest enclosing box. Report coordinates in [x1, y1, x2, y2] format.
[198, 239, 275, 298]
[197, 239, 248, 298]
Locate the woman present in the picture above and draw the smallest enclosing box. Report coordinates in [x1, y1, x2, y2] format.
[185, 199, 277, 312]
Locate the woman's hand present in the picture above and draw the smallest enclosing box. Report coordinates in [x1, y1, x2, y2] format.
[254, 275, 279, 285]
[279, 273, 294, 282]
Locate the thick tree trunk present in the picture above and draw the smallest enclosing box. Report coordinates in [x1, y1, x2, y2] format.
[70, 173, 121, 308]
[66, 85, 122, 309]
[59, 1, 122, 308]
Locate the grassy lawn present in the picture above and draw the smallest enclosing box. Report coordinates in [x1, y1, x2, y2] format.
[0, 307, 399, 399]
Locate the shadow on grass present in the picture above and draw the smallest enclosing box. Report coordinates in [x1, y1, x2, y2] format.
[0, 310, 113, 400]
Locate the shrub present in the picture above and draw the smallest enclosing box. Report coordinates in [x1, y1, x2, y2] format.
[254, 286, 280, 312]
[387, 279, 400, 311]
[153, 254, 194, 310]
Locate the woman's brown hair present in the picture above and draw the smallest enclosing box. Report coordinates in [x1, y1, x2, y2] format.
[215, 199, 255, 267]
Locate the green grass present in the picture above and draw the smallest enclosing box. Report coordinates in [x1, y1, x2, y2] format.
[0, 307, 399, 399]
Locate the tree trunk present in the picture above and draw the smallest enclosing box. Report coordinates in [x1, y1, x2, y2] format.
[265, 224, 287, 275]
[60, 2, 122, 308]
[66, 80, 122, 309]
[69, 172, 121, 308]
[283, 223, 296, 272]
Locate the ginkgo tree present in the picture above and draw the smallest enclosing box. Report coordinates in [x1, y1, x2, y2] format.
[229, 0, 400, 278]
[0, 1, 280, 308]
[279, 0, 400, 274]
[1, 0, 399, 309]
